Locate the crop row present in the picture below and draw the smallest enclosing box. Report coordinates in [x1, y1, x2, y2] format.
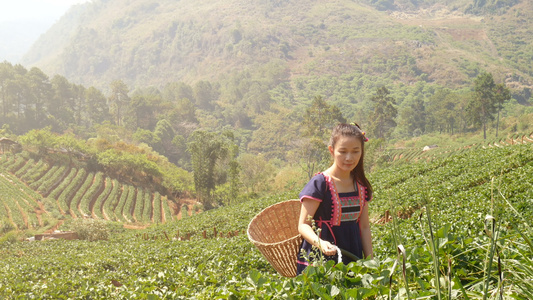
[3, 155, 26, 173]
[152, 192, 162, 223]
[20, 159, 48, 183]
[161, 195, 174, 222]
[58, 168, 87, 217]
[34, 164, 68, 196]
[0, 175, 38, 229]
[48, 167, 78, 214]
[0, 177, 27, 230]
[69, 171, 94, 218]
[102, 178, 121, 221]
[133, 188, 153, 223]
[0, 169, 55, 229]
[119, 185, 134, 222]
[83, 172, 105, 218]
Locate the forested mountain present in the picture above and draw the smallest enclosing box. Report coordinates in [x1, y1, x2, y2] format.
[22, 0, 532, 92]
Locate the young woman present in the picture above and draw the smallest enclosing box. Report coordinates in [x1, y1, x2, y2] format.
[297, 123, 373, 274]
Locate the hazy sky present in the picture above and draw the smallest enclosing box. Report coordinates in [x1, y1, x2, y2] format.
[0, 0, 91, 63]
[0, 0, 89, 22]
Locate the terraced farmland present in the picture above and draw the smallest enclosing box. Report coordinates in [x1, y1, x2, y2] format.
[0, 153, 177, 228]
[384, 132, 533, 164]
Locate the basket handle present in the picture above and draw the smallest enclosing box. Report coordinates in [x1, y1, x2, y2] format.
[336, 246, 360, 263]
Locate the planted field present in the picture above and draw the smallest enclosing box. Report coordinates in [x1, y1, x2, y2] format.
[1, 145, 531, 298]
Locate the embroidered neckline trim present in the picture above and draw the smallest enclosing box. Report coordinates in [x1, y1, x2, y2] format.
[319, 172, 366, 226]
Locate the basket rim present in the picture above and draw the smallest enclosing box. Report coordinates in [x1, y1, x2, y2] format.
[247, 199, 301, 245]
[248, 231, 302, 248]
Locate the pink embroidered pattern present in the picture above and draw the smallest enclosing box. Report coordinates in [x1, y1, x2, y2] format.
[358, 182, 367, 213]
[320, 173, 368, 225]
[322, 174, 342, 226]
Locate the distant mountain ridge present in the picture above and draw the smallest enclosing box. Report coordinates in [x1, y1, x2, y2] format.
[21, 0, 532, 93]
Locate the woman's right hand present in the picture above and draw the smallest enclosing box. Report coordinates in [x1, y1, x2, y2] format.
[318, 240, 337, 256]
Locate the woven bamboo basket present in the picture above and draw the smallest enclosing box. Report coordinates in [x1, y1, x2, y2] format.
[247, 199, 303, 278]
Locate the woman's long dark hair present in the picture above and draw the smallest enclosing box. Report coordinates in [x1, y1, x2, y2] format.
[329, 123, 373, 198]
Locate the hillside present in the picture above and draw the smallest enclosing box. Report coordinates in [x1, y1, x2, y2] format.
[1, 128, 531, 235]
[21, 0, 533, 94]
[0, 142, 531, 298]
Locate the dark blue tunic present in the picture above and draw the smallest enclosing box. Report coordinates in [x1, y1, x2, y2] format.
[296, 173, 371, 274]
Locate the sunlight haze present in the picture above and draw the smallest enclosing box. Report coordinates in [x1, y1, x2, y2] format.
[0, 0, 89, 22]
[0, 0, 90, 63]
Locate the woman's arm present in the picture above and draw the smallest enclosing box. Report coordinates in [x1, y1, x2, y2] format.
[298, 198, 337, 256]
[359, 204, 374, 259]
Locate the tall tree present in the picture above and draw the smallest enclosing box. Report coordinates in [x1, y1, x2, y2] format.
[56, 133, 85, 165]
[187, 130, 229, 208]
[50, 75, 75, 127]
[298, 95, 345, 178]
[368, 86, 397, 139]
[26, 67, 52, 128]
[291, 136, 330, 180]
[86, 86, 111, 125]
[225, 132, 240, 204]
[19, 127, 57, 156]
[248, 104, 299, 160]
[193, 80, 216, 110]
[0, 62, 14, 118]
[467, 72, 497, 139]
[494, 83, 511, 137]
[71, 84, 86, 127]
[427, 88, 460, 134]
[399, 95, 426, 136]
[152, 119, 175, 157]
[9, 74, 30, 133]
[109, 80, 130, 126]
[123, 95, 155, 131]
[301, 95, 346, 139]
[163, 81, 194, 103]
[238, 153, 273, 194]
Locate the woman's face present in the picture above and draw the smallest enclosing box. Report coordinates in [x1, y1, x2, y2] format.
[329, 135, 362, 173]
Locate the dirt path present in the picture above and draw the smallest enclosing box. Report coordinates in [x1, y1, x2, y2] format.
[123, 224, 149, 230]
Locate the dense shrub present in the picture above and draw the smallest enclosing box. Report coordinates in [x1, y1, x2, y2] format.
[0, 231, 19, 245]
[70, 219, 109, 241]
